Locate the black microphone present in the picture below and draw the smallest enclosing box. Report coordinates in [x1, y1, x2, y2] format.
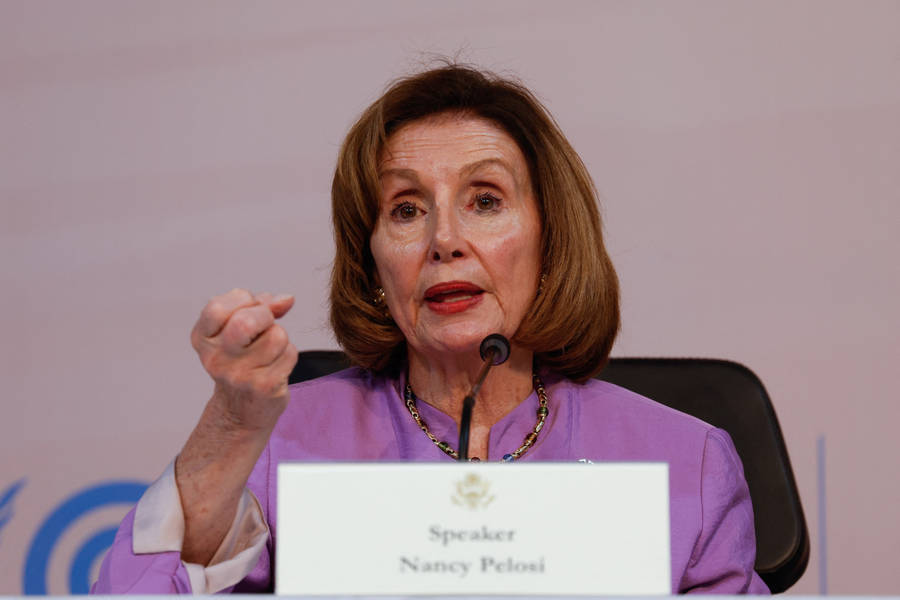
[458, 334, 511, 461]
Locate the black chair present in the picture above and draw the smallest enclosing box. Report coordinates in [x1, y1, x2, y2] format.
[289, 353, 809, 593]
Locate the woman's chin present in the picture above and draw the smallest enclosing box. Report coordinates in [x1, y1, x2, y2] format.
[413, 326, 503, 361]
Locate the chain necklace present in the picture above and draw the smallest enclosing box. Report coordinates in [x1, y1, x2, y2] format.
[403, 373, 550, 462]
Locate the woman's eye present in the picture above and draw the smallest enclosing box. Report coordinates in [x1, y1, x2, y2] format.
[390, 202, 421, 220]
[474, 192, 501, 212]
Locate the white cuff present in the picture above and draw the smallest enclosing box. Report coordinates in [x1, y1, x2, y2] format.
[132, 460, 269, 593]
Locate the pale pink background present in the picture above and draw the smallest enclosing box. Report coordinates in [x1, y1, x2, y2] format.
[2, 0, 899, 594]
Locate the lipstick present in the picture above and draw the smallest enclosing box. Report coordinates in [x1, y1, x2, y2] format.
[424, 281, 484, 315]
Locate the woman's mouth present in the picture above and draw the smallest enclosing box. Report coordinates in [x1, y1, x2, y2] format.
[424, 282, 485, 314]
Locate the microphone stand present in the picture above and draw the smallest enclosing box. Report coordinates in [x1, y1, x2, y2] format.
[458, 347, 498, 461]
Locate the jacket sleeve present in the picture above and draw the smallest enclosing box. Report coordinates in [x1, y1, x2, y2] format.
[90, 460, 270, 594]
[679, 428, 770, 594]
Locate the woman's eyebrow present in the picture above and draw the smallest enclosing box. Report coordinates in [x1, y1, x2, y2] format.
[460, 158, 517, 181]
[378, 168, 420, 184]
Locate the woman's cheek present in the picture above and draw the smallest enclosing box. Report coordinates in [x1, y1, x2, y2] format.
[489, 221, 535, 251]
[390, 237, 426, 262]
[381, 240, 425, 299]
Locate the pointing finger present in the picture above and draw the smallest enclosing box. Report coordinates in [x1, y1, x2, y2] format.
[253, 292, 294, 319]
[269, 294, 294, 319]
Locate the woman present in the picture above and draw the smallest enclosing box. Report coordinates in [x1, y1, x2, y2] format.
[93, 65, 768, 594]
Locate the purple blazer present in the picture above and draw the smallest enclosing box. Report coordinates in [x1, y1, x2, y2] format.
[93, 368, 769, 594]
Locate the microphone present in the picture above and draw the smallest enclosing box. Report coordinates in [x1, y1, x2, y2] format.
[480, 333, 511, 365]
[458, 334, 511, 461]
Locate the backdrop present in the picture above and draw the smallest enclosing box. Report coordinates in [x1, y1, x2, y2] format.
[2, 0, 898, 594]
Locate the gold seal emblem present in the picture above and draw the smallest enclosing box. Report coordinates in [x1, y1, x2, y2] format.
[452, 473, 495, 510]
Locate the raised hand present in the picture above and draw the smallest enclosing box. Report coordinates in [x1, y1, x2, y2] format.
[190, 288, 298, 433]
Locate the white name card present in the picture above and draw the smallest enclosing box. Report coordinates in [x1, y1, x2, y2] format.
[276, 462, 670, 596]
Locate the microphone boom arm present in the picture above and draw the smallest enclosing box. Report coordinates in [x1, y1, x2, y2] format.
[458, 334, 510, 461]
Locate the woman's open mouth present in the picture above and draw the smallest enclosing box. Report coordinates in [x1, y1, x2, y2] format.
[424, 281, 485, 315]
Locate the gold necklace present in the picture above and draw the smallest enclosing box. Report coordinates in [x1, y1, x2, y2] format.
[403, 373, 550, 462]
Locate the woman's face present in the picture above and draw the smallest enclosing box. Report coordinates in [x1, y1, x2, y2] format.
[370, 114, 542, 360]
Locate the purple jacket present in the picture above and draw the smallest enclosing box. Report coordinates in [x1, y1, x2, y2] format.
[93, 368, 769, 594]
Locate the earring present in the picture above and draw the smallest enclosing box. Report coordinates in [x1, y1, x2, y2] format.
[373, 286, 393, 320]
[537, 273, 547, 296]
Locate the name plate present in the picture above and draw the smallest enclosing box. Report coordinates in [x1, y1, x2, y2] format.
[276, 462, 670, 595]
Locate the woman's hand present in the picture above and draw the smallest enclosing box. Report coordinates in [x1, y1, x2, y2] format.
[176, 288, 297, 566]
[190, 288, 298, 433]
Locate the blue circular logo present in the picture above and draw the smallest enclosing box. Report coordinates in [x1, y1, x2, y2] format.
[23, 481, 148, 594]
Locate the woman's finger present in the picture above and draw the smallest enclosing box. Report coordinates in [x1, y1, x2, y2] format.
[268, 294, 295, 319]
[220, 304, 276, 352]
[254, 292, 294, 319]
[274, 341, 299, 379]
[248, 324, 290, 368]
[195, 288, 257, 338]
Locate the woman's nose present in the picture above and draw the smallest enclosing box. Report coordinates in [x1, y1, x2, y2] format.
[429, 204, 465, 262]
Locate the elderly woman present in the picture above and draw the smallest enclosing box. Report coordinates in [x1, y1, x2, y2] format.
[93, 65, 768, 594]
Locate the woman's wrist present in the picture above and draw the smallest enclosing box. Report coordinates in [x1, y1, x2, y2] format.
[206, 383, 288, 436]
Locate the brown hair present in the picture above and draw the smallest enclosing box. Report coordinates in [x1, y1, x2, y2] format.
[329, 64, 619, 382]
